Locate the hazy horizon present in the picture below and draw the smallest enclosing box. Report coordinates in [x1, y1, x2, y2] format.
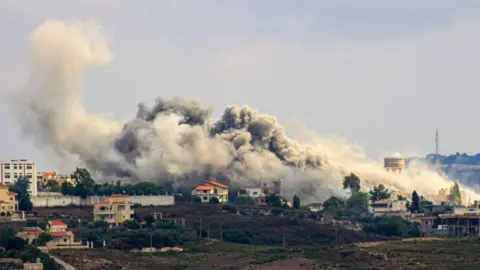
[2, 1, 480, 172]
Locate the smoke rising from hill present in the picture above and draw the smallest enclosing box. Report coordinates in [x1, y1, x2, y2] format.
[11, 19, 480, 203]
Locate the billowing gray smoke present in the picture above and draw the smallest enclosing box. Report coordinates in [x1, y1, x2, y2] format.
[11, 19, 480, 204]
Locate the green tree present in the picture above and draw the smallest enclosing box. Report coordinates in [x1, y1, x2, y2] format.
[71, 168, 96, 198]
[209, 197, 220, 204]
[10, 176, 32, 211]
[6, 237, 25, 251]
[345, 191, 368, 217]
[343, 173, 361, 192]
[410, 190, 420, 213]
[419, 195, 433, 209]
[266, 194, 282, 207]
[369, 184, 391, 202]
[449, 182, 462, 205]
[234, 196, 255, 206]
[323, 196, 344, 215]
[61, 182, 75, 195]
[36, 233, 53, 246]
[123, 220, 140, 230]
[293, 194, 301, 209]
[144, 215, 154, 227]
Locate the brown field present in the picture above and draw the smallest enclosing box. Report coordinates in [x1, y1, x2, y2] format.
[51, 239, 480, 270]
[33, 203, 392, 246]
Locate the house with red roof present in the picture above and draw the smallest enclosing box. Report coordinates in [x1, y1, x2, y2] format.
[47, 220, 75, 246]
[16, 219, 75, 246]
[93, 195, 134, 224]
[192, 179, 229, 204]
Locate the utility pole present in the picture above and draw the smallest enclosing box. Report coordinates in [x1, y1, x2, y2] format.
[207, 223, 211, 241]
[220, 221, 223, 241]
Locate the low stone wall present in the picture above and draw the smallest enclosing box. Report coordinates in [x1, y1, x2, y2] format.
[31, 194, 174, 207]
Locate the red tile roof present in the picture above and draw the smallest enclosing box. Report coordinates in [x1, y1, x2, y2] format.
[8, 192, 16, 196]
[205, 180, 228, 189]
[411, 216, 437, 220]
[95, 201, 110, 205]
[49, 220, 66, 226]
[25, 231, 41, 236]
[0, 184, 8, 189]
[112, 201, 132, 205]
[110, 195, 128, 198]
[195, 185, 214, 191]
[43, 172, 55, 177]
[49, 231, 69, 236]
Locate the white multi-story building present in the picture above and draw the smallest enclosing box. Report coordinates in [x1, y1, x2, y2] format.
[0, 159, 38, 197]
[238, 188, 265, 198]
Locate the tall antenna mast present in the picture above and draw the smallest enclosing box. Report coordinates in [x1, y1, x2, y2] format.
[435, 129, 439, 156]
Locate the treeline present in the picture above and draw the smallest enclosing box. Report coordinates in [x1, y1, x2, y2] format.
[60, 168, 167, 198]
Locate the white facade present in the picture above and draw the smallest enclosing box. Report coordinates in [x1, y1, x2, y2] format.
[238, 188, 265, 198]
[452, 207, 480, 215]
[0, 159, 38, 197]
[372, 200, 408, 217]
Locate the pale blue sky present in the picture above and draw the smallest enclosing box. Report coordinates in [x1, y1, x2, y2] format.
[2, 0, 480, 171]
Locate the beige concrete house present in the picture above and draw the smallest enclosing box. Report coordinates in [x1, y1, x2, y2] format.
[94, 195, 134, 224]
[0, 183, 17, 216]
[17, 220, 75, 246]
[47, 220, 75, 245]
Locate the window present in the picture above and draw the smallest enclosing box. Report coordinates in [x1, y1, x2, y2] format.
[18, 165, 22, 169]
[14, 174, 17, 178]
[26, 165, 32, 170]
[9, 197, 12, 201]
[253, 192, 258, 195]
[214, 189, 218, 194]
[3, 165, 9, 170]
[4, 174, 10, 179]
[13, 165, 17, 170]
[63, 238, 67, 242]
[203, 197, 208, 200]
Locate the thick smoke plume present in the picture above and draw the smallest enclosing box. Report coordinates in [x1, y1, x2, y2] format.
[11, 19, 480, 203]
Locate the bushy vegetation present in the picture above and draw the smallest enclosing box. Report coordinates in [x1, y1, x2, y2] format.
[363, 216, 420, 237]
[72, 220, 199, 249]
[0, 229, 60, 269]
[61, 168, 168, 197]
[234, 196, 255, 206]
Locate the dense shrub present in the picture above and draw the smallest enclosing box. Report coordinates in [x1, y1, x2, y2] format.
[363, 216, 420, 237]
[234, 196, 255, 206]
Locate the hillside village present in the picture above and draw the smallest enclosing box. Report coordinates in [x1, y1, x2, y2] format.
[0, 158, 479, 269]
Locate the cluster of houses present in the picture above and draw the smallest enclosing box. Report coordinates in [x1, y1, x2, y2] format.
[15, 194, 135, 250]
[369, 192, 480, 237]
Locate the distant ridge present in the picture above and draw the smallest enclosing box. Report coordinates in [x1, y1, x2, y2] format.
[407, 153, 480, 190]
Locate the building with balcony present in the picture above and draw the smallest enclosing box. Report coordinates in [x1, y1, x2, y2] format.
[47, 220, 75, 246]
[238, 187, 267, 205]
[0, 159, 37, 196]
[0, 183, 17, 216]
[192, 179, 229, 203]
[94, 195, 134, 224]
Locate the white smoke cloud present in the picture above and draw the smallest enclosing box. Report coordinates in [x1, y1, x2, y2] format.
[11, 19, 480, 204]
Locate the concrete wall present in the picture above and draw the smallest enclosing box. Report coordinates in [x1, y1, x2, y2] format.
[31, 193, 174, 207]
